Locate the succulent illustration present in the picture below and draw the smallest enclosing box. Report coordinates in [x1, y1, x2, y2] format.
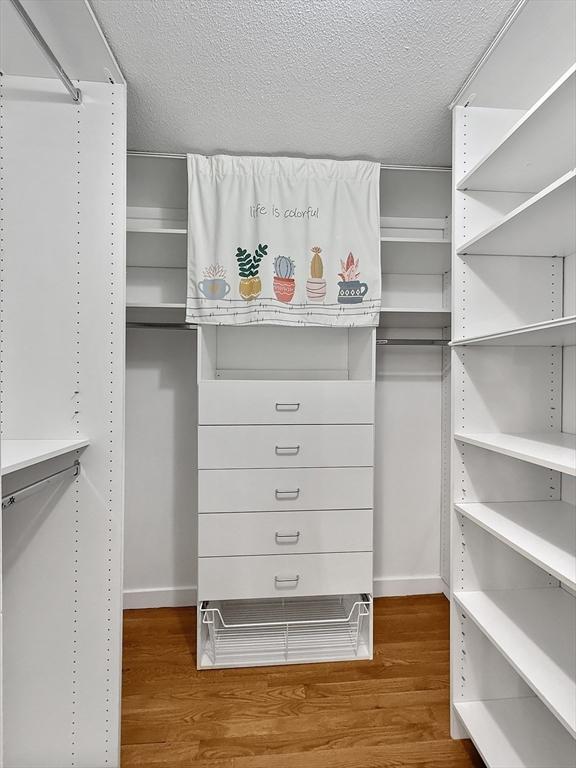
[274, 255, 295, 279]
[310, 246, 323, 279]
[338, 252, 360, 282]
[236, 243, 268, 278]
[203, 264, 227, 279]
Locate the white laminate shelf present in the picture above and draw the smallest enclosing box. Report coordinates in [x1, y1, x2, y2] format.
[451, 316, 576, 347]
[455, 501, 576, 590]
[126, 205, 187, 234]
[1, 438, 89, 475]
[455, 699, 576, 768]
[457, 64, 576, 193]
[126, 302, 186, 309]
[127, 222, 187, 234]
[379, 308, 451, 329]
[457, 169, 576, 256]
[380, 236, 450, 244]
[454, 432, 576, 475]
[454, 589, 576, 737]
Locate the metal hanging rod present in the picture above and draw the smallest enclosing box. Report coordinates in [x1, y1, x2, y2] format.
[126, 151, 451, 172]
[376, 338, 449, 346]
[2, 460, 80, 511]
[9, 0, 82, 104]
[127, 322, 197, 330]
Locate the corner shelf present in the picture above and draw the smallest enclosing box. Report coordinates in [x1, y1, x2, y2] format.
[1, 438, 89, 475]
[454, 589, 576, 737]
[454, 698, 576, 768]
[457, 65, 576, 193]
[455, 501, 576, 590]
[454, 431, 576, 475]
[451, 316, 576, 347]
[457, 169, 576, 256]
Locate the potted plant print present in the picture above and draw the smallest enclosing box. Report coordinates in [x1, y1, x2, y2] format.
[306, 246, 326, 302]
[337, 252, 368, 304]
[236, 243, 267, 300]
[197, 264, 230, 300]
[273, 255, 296, 303]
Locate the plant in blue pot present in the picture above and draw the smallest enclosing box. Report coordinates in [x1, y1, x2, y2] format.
[337, 252, 368, 304]
[197, 264, 230, 300]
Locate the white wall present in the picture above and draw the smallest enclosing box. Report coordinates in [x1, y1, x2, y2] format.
[124, 328, 197, 607]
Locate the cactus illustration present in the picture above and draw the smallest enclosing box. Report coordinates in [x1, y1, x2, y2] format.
[273, 255, 296, 303]
[236, 243, 267, 301]
[307, 246, 326, 303]
[310, 246, 324, 279]
[274, 255, 295, 279]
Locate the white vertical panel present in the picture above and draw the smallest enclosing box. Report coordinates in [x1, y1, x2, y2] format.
[373, 346, 442, 584]
[1, 76, 125, 768]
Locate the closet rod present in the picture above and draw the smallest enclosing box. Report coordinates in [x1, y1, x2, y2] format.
[126, 323, 449, 345]
[1, 460, 80, 511]
[376, 338, 449, 346]
[126, 151, 451, 172]
[9, 0, 82, 103]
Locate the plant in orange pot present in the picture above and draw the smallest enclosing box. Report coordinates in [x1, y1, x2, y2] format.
[273, 255, 296, 302]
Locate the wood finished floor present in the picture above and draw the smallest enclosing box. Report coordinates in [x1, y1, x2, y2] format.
[121, 594, 484, 768]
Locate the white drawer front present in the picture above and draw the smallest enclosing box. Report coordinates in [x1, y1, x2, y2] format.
[198, 381, 374, 425]
[198, 509, 373, 556]
[198, 552, 373, 600]
[198, 425, 374, 469]
[199, 467, 373, 512]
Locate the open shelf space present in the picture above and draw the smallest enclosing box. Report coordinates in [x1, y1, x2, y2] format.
[451, 316, 576, 347]
[199, 594, 371, 669]
[457, 65, 576, 193]
[455, 501, 576, 590]
[1, 438, 89, 475]
[454, 588, 576, 736]
[457, 170, 576, 256]
[381, 240, 451, 275]
[455, 698, 576, 768]
[454, 432, 576, 475]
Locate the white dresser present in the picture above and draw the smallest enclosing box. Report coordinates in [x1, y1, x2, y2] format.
[196, 325, 375, 668]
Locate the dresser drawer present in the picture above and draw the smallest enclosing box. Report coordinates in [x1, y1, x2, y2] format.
[198, 424, 374, 469]
[198, 552, 373, 601]
[199, 467, 373, 513]
[198, 381, 374, 425]
[198, 509, 373, 556]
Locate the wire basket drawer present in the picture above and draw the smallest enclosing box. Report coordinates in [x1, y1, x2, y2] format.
[199, 593, 372, 669]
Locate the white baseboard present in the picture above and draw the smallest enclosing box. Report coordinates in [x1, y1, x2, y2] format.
[372, 575, 445, 597]
[123, 586, 197, 609]
[123, 577, 444, 609]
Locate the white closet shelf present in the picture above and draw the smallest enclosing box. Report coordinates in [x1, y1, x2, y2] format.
[457, 65, 576, 193]
[126, 302, 186, 309]
[455, 501, 576, 590]
[451, 316, 576, 347]
[457, 169, 576, 256]
[127, 205, 187, 234]
[1, 438, 89, 475]
[454, 589, 576, 736]
[379, 308, 451, 329]
[454, 698, 576, 768]
[380, 236, 450, 244]
[454, 431, 576, 475]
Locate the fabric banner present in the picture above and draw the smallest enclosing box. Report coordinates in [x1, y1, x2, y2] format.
[186, 154, 381, 326]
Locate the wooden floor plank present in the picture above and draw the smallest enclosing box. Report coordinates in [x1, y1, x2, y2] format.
[121, 595, 484, 768]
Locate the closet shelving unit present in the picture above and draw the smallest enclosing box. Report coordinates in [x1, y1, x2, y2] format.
[1, 1, 127, 764]
[450, 1, 576, 766]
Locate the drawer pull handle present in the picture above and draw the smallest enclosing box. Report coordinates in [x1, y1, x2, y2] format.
[275, 488, 300, 500]
[275, 445, 300, 456]
[275, 575, 300, 586]
[275, 531, 301, 543]
[275, 402, 300, 412]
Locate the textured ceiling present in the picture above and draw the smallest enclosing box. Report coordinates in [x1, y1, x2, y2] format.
[90, 0, 517, 166]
